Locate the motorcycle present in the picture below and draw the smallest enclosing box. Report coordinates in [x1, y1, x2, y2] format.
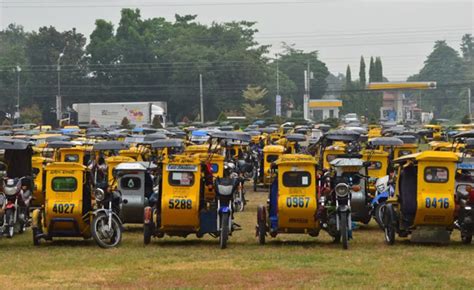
[371, 176, 394, 229]
[455, 184, 474, 244]
[0, 177, 31, 238]
[90, 188, 124, 248]
[215, 177, 237, 248]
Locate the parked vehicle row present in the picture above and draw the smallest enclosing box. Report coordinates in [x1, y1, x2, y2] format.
[0, 124, 472, 251]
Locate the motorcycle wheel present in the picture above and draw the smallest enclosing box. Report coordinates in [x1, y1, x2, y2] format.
[374, 203, 386, 230]
[91, 213, 122, 248]
[5, 208, 14, 238]
[257, 205, 266, 245]
[143, 223, 153, 245]
[461, 233, 472, 244]
[235, 200, 244, 212]
[340, 211, 349, 250]
[32, 228, 41, 246]
[383, 205, 396, 245]
[219, 212, 230, 249]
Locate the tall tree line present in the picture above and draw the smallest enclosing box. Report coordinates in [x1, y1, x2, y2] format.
[0, 9, 329, 124]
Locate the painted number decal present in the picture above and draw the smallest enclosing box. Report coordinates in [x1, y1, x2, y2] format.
[168, 199, 192, 209]
[52, 203, 75, 214]
[286, 197, 310, 208]
[425, 197, 449, 209]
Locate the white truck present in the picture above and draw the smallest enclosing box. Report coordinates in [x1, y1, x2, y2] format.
[70, 102, 167, 127]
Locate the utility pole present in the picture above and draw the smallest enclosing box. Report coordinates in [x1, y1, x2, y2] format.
[303, 61, 311, 120]
[16, 66, 21, 124]
[469, 87, 472, 121]
[275, 54, 281, 117]
[276, 54, 280, 96]
[57, 52, 64, 122]
[199, 73, 204, 123]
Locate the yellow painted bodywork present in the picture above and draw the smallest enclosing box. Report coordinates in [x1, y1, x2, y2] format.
[43, 162, 91, 237]
[322, 144, 346, 170]
[120, 146, 149, 161]
[105, 156, 136, 185]
[394, 144, 418, 158]
[31, 156, 52, 207]
[394, 151, 458, 227]
[58, 147, 87, 164]
[184, 144, 210, 155]
[275, 154, 319, 231]
[362, 149, 389, 193]
[368, 127, 382, 139]
[414, 157, 457, 227]
[263, 145, 285, 185]
[160, 155, 201, 232]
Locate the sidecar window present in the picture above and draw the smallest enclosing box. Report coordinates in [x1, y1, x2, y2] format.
[326, 154, 337, 162]
[169, 172, 195, 186]
[266, 155, 279, 163]
[120, 177, 141, 190]
[367, 161, 382, 170]
[398, 150, 412, 157]
[65, 154, 79, 163]
[282, 171, 311, 187]
[52, 177, 77, 192]
[424, 167, 448, 183]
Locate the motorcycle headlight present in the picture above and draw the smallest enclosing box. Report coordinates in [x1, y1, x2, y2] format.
[335, 183, 349, 198]
[94, 188, 105, 202]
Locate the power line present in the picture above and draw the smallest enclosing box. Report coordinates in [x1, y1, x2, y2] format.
[0, 0, 334, 8]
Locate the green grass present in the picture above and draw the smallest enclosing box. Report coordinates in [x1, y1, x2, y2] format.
[1, 190, 473, 289]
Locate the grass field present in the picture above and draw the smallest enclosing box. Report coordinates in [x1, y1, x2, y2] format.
[1, 189, 473, 289]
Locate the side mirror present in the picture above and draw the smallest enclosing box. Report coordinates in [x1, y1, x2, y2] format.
[456, 184, 471, 199]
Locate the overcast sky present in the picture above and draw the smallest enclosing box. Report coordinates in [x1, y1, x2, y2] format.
[0, 0, 473, 81]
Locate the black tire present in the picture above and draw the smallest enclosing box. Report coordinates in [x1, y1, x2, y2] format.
[91, 213, 122, 248]
[374, 203, 386, 229]
[340, 211, 349, 250]
[32, 228, 40, 246]
[253, 177, 258, 192]
[143, 223, 153, 245]
[257, 206, 266, 245]
[383, 205, 396, 245]
[219, 212, 230, 249]
[461, 233, 472, 244]
[5, 208, 14, 238]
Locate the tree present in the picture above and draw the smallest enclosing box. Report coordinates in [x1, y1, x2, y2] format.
[461, 34, 473, 62]
[374, 57, 383, 82]
[241, 85, 269, 119]
[20, 104, 42, 124]
[369, 57, 375, 83]
[408, 40, 465, 119]
[0, 24, 28, 115]
[359, 56, 366, 88]
[345, 65, 352, 88]
[120, 117, 131, 129]
[277, 44, 329, 109]
[151, 115, 163, 128]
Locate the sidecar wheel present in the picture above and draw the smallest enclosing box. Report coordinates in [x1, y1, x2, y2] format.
[257, 205, 266, 245]
[383, 205, 396, 245]
[461, 233, 472, 244]
[32, 228, 41, 246]
[144, 223, 153, 245]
